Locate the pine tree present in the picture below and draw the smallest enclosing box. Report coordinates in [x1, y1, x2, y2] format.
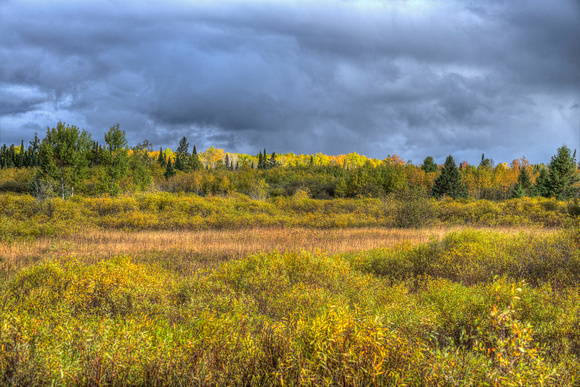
[0, 144, 5, 169]
[267, 152, 279, 169]
[16, 140, 25, 168]
[157, 147, 166, 167]
[225, 154, 230, 171]
[175, 136, 189, 171]
[188, 145, 203, 171]
[29, 133, 41, 167]
[510, 166, 533, 198]
[421, 156, 438, 173]
[533, 168, 550, 197]
[431, 155, 467, 199]
[546, 145, 579, 200]
[100, 124, 129, 195]
[39, 122, 92, 199]
[174, 154, 183, 171]
[164, 157, 175, 179]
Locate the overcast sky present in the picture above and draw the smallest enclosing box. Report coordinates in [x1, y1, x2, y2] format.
[1, 0, 579, 165]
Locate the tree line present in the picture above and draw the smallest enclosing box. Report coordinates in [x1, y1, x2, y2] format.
[0, 122, 579, 201]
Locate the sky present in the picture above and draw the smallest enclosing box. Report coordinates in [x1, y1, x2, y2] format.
[1, 0, 579, 165]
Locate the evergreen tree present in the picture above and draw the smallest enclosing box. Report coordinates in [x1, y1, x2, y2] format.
[164, 157, 175, 179]
[90, 141, 104, 166]
[100, 124, 129, 195]
[267, 152, 280, 169]
[545, 145, 580, 200]
[39, 122, 92, 199]
[174, 154, 183, 171]
[533, 168, 550, 197]
[29, 133, 41, 167]
[157, 147, 166, 167]
[188, 145, 203, 171]
[225, 154, 230, 171]
[431, 155, 467, 199]
[129, 144, 152, 191]
[421, 156, 438, 173]
[258, 151, 263, 169]
[510, 166, 533, 198]
[0, 144, 5, 169]
[175, 136, 189, 171]
[15, 140, 25, 168]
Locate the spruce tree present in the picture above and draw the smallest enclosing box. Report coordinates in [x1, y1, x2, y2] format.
[510, 166, 533, 198]
[16, 140, 25, 168]
[175, 136, 189, 171]
[100, 124, 129, 195]
[421, 156, 438, 173]
[29, 133, 41, 167]
[174, 154, 183, 171]
[533, 168, 550, 197]
[0, 144, 5, 169]
[164, 157, 175, 179]
[431, 155, 467, 199]
[546, 145, 580, 200]
[188, 145, 203, 171]
[157, 147, 166, 167]
[39, 122, 92, 199]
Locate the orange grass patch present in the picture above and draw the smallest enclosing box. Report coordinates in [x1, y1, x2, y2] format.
[0, 225, 557, 281]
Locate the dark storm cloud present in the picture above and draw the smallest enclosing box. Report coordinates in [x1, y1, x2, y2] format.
[0, 0, 579, 164]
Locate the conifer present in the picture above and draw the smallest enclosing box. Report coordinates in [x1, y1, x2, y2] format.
[432, 155, 467, 199]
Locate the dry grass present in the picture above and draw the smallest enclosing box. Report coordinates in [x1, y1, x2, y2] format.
[0, 225, 558, 281]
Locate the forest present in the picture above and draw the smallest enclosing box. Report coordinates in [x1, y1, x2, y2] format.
[1, 122, 580, 386]
[1, 122, 579, 202]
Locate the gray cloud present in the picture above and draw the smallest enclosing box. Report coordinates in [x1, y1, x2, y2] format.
[0, 0, 579, 164]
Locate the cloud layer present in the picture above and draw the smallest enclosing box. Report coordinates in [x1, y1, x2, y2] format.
[1, 0, 579, 164]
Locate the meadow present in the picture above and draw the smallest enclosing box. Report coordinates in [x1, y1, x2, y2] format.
[1, 192, 580, 385]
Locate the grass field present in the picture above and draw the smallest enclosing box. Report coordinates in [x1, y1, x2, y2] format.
[1, 194, 580, 386]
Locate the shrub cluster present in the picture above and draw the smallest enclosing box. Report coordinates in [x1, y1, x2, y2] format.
[2, 230, 580, 384]
[1, 193, 578, 243]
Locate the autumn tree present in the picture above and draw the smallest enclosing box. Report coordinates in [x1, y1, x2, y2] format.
[431, 155, 467, 199]
[39, 122, 92, 199]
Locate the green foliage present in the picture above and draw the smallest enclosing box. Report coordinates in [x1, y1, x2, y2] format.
[511, 167, 533, 198]
[99, 124, 129, 195]
[432, 155, 468, 199]
[395, 189, 439, 228]
[39, 122, 93, 199]
[421, 155, 438, 173]
[164, 157, 176, 179]
[546, 145, 580, 200]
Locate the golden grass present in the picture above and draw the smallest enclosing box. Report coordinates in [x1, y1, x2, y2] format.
[0, 225, 558, 281]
